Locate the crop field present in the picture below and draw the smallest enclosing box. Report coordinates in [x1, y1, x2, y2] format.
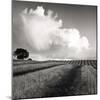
[12, 60, 97, 99]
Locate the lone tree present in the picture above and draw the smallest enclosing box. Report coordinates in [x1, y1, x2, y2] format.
[13, 48, 29, 60]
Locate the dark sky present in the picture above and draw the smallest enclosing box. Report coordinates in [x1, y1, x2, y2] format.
[12, 0, 97, 60]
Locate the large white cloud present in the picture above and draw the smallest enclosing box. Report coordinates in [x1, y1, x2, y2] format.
[20, 6, 90, 50]
[19, 6, 91, 60]
[21, 6, 63, 50]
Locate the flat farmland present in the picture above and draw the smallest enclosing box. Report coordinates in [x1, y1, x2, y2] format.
[12, 60, 97, 99]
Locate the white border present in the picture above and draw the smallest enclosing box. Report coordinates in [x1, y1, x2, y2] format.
[17, 0, 99, 6]
[0, 0, 100, 100]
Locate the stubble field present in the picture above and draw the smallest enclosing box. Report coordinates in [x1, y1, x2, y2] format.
[12, 60, 97, 99]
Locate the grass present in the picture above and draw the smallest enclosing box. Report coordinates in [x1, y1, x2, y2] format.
[12, 60, 97, 99]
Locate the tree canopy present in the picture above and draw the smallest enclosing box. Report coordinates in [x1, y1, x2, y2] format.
[13, 48, 29, 60]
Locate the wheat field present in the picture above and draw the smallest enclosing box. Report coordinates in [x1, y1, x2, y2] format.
[12, 60, 97, 99]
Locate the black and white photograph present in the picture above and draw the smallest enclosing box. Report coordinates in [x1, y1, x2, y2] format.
[12, 0, 97, 99]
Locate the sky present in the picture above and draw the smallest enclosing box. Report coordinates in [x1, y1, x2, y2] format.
[12, 0, 97, 60]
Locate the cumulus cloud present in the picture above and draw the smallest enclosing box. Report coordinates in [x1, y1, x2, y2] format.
[21, 6, 63, 50]
[60, 29, 90, 52]
[20, 6, 90, 57]
[20, 6, 90, 51]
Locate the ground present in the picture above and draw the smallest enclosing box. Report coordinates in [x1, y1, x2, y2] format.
[12, 60, 97, 99]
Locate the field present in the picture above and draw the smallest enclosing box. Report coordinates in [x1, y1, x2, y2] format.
[12, 60, 97, 99]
